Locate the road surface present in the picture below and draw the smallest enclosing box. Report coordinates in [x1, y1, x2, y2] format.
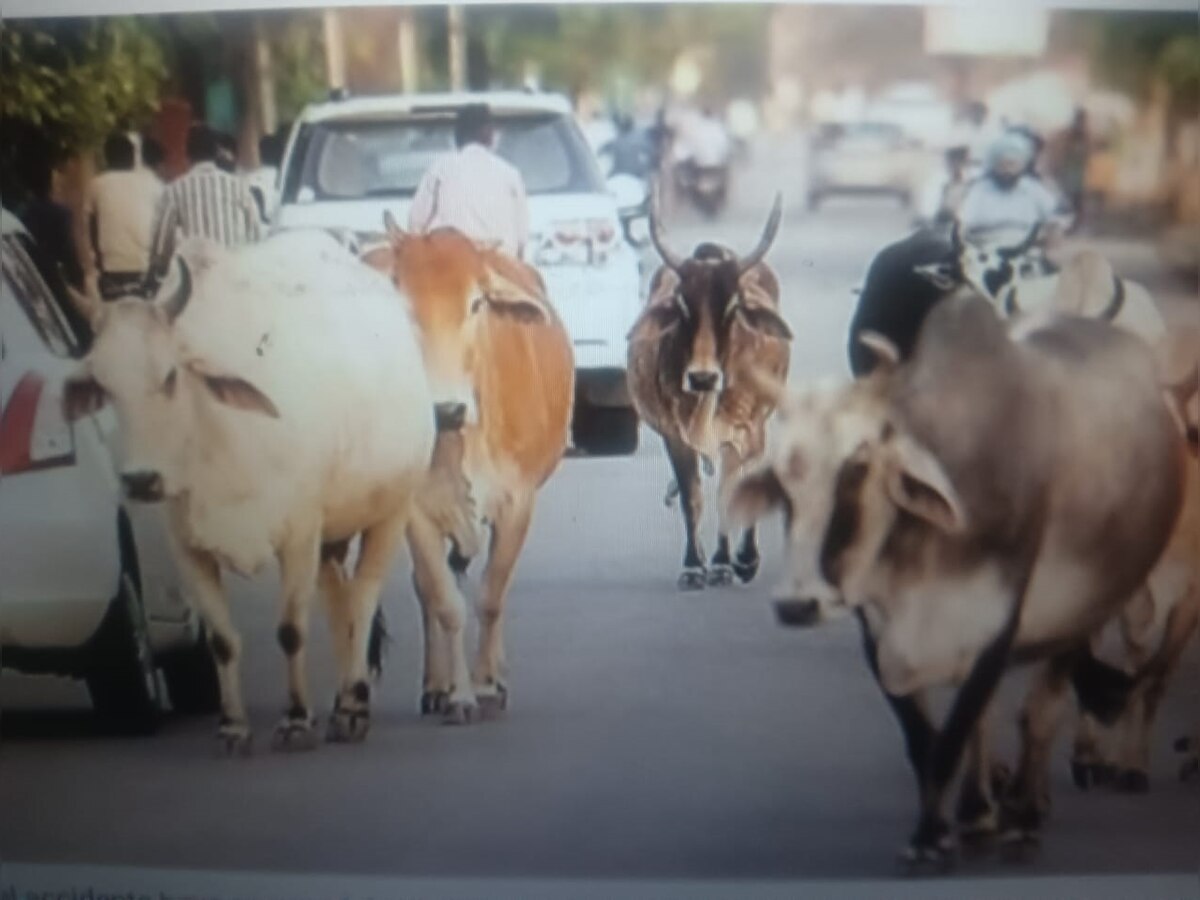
[2, 134, 1197, 884]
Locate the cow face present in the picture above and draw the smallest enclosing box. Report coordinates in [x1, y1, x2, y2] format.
[727, 334, 968, 627]
[382, 215, 551, 424]
[636, 193, 791, 394]
[61, 260, 279, 502]
[915, 220, 1044, 305]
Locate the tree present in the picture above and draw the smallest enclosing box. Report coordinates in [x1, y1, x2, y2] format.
[1, 18, 166, 204]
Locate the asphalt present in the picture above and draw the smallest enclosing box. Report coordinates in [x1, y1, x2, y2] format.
[2, 133, 1197, 884]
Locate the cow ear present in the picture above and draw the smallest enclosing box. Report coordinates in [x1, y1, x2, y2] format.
[476, 296, 547, 324]
[186, 362, 280, 419]
[627, 305, 680, 342]
[884, 433, 966, 535]
[62, 373, 107, 421]
[725, 462, 786, 527]
[914, 261, 959, 291]
[736, 304, 793, 341]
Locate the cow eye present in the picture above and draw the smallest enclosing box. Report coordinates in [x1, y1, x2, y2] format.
[162, 368, 178, 397]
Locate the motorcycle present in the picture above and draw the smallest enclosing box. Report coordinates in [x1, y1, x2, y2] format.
[674, 159, 730, 218]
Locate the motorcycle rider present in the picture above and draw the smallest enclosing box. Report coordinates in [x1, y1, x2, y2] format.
[957, 130, 1065, 244]
[601, 114, 653, 179]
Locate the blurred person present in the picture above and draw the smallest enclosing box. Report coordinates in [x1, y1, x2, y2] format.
[916, 144, 972, 227]
[408, 104, 529, 259]
[17, 151, 85, 292]
[215, 131, 239, 173]
[957, 131, 1064, 244]
[141, 135, 167, 181]
[85, 132, 164, 300]
[601, 114, 653, 179]
[146, 123, 264, 285]
[1057, 108, 1092, 233]
[956, 101, 997, 168]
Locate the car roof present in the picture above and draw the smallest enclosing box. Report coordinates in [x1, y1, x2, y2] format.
[300, 91, 574, 125]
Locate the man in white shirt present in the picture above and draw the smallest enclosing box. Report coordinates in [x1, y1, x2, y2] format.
[408, 104, 530, 259]
[85, 133, 163, 300]
[958, 131, 1063, 244]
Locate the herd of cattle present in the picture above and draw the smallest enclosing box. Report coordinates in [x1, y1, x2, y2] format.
[58, 193, 1197, 870]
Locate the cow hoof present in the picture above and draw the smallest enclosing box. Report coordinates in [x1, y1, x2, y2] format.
[1071, 759, 1101, 791]
[677, 568, 707, 591]
[326, 708, 370, 744]
[990, 762, 1013, 795]
[216, 721, 253, 758]
[998, 828, 1041, 863]
[442, 700, 478, 726]
[1115, 769, 1150, 794]
[898, 840, 955, 874]
[272, 716, 319, 753]
[773, 598, 822, 628]
[420, 690, 450, 716]
[706, 564, 735, 587]
[477, 684, 509, 719]
[732, 557, 760, 584]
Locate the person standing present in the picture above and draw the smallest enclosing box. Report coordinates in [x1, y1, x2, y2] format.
[17, 151, 86, 292]
[146, 124, 264, 285]
[85, 133, 164, 300]
[408, 104, 529, 259]
[1057, 108, 1092, 234]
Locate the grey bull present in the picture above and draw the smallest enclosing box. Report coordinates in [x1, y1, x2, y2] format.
[727, 292, 1185, 866]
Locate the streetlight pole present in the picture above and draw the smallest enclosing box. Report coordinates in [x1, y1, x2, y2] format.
[323, 8, 346, 91]
[447, 5, 466, 91]
[398, 7, 419, 92]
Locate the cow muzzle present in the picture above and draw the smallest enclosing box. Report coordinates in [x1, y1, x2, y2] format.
[435, 401, 468, 433]
[685, 369, 722, 393]
[121, 470, 165, 503]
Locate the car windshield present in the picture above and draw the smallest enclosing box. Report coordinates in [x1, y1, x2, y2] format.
[289, 112, 605, 202]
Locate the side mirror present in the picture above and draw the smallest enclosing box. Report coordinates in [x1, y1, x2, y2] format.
[607, 174, 648, 215]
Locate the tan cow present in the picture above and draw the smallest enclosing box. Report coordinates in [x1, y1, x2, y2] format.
[375, 218, 574, 720]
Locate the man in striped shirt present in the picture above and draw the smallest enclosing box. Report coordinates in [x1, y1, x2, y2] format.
[146, 124, 264, 284]
[408, 104, 530, 259]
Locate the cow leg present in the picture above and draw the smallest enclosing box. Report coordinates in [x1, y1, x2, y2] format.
[415, 568, 450, 715]
[1071, 712, 1117, 790]
[473, 490, 535, 714]
[664, 433, 706, 590]
[733, 527, 761, 584]
[708, 444, 740, 587]
[271, 528, 321, 752]
[408, 507, 477, 724]
[956, 703, 1000, 841]
[326, 506, 410, 743]
[172, 541, 250, 756]
[1119, 594, 1199, 791]
[318, 542, 352, 701]
[1001, 654, 1076, 847]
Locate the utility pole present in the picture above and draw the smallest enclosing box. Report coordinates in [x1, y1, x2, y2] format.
[397, 7, 419, 92]
[447, 5, 466, 91]
[323, 8, 347, 91]
[254, 15, 277, 136]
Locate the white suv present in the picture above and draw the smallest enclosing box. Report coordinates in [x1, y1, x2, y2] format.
[272, 91, 644, 454]
[1, 211, 219, 732]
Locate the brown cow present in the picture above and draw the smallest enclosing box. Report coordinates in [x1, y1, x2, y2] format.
[627, 193, 792, 590]
[377, 218, 574, 721]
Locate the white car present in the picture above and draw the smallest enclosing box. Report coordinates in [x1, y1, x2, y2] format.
[0, 211, 218, 732]
[271, 91, 644, 455]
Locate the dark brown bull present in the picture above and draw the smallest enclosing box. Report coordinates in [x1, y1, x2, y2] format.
[627, 193, 792, 590]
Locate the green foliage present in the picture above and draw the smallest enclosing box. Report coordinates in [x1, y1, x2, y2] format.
[1159, 33, 1200, 111]
[1086, 12, 1196, 98]
[0, 18, 166, 159]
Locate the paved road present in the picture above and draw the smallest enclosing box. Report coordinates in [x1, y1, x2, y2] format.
[2, 135, 1197, 882]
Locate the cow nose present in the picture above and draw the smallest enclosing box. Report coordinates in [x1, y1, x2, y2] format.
[434, 402, 468, 432]
[772, 598, 823, 629]
[121, 470, 164, 503]
[687, 371, 720, 393]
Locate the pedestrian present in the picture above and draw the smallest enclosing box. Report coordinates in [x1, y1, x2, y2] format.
[141, 135, 167, 182]
[1057, 108, 1091, 234]
[957, 131, 1063, 245]
[146, 123, 264, 286]
[17, 149, 85, 292]
[407, 104, 529, 259]
[84, 132, 164, 300]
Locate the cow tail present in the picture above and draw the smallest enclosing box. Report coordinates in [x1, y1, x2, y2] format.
[368, 606, 390, 680]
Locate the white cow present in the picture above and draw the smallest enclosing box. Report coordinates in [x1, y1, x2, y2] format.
[63, 231, 435, 754]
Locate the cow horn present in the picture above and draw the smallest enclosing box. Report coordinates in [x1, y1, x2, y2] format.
[648, 184, 686, 272]
[1000, 222, 1041, 259]
[738, 193, 783, 274]
[159, 258, 192, 323]
[1099, 274, 1125, 322]
[383, 210, 407, 241]
[1003, 286, 1021, 318]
